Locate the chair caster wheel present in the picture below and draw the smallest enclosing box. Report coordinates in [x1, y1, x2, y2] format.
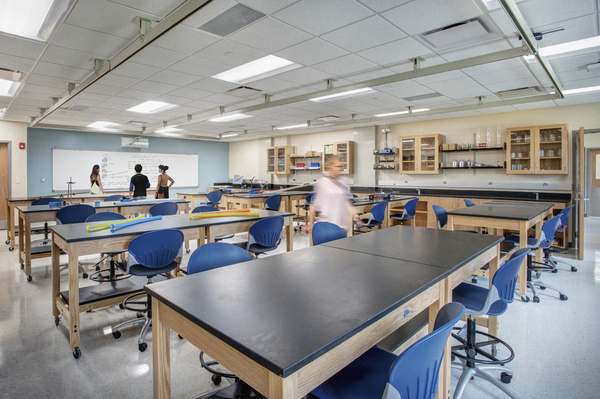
[82, 273, 88, 279]
[9, 246, 14, 251]
[186, 248, 190, 254]
[5, 240, 10, 245]
[27, 275, 32, 282]
[501, 372, 512, 384]
[535, 272, 541, 278]
[112, 330, 121, 339]
[72, 347, 81, 359]
[471, 277, 477, 284]
[552, 269, 558, 273]
[96, 266, 100, 271]
[138, 342, 148, 352]
[560, 294, 568, 301]
[20, 263, 23, 269]
[533, 296, 540, 303]
[571, 266, 577, 272]
[211, 374, 222, 386]
[119, 303, 124, 310]
[55, 316, 60, 326]
[539, 286, 546, 290]
[178, 334, 184, 339]
[521, 295, 530, 303]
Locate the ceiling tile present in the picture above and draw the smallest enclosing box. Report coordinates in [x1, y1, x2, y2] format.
[519, 0, 597, 28]
[356, 37, 432, 66]
[246, 77, 298, 93]
[382, 0, 483, 36]
[147, 70, 202, 86]
[186, 77, 239, 93]
[115, 88, 161, 101]
[33, 61, 92, 81]
[112, 62, 161, 79]
[128, 45, 188, 69]
[484, 77, 540, 93]
[237, 0, 298, 15]
[276, 67, 332, 85]
[192, 39, 268, 67]
[24, 74, 68, 89]
[52, 24, 131, 59]
[273, 0, 373, 36]
[439, 39, 511, 62]
[228, 17, 313, 53]
[167, 87, 214, 100]
[321, 16, 406, 53]
[96, 73, 141, 88]
[0, 54, 36, 73]
[312, 54, 378, 77]
[0, 35, 46, 59]
[41, 45, 104, 70]
[130, 80, 178, 94]
[471, 66, 534, 85]
[357, 0, 412, 13]
[153, 25, 220, 55]
[169, 57, 231, 77]
[108, 0, 184, 18]
[275, 38, 348, 67]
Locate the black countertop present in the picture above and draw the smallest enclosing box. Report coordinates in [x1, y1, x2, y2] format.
[446, 201, 554, 220]
[17, 198, 189, 213]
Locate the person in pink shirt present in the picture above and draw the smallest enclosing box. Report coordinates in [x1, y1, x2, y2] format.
[303, 155, 357, 233]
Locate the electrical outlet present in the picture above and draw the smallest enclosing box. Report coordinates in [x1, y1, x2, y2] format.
[15, 177, 20, 183]
[41, 177, 45, 182]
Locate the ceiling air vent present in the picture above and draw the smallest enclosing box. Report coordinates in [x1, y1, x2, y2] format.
[227, 86, 262, 98]
[316, 115, 341, 122]
[198, 4, 265, 37]
[422, 18, 496, 48]
[497, 86, 543, 99]
[65, 104, 88, 111]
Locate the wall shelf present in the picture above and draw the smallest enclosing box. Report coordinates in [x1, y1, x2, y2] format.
[440, 144, 506, 153]
[440, 166, 504, 170]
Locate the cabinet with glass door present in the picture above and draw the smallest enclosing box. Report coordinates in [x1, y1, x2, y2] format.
[400, 134, 443, 174]
[506, 124, 568, 174]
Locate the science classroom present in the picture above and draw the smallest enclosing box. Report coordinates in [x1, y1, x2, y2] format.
[0, 1, 599, 399]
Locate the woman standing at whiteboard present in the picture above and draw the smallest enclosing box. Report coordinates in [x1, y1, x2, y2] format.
[90, 165, 104, 194]
[157, 165, 175, 199]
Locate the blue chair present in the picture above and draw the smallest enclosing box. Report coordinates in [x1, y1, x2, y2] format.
[464, 199, 476, 207]
[103, 194, 124, 202]
[85, 212, 129, 282]
[245, 216, 284, 257]
[112, 229, 184, 352]
[187, 242, 253, 386]
[32, 197, 60, 205]
[192, 206, 234, 241]
[355, 201, 387, 232]
[309, 302, 465, 399]
[265, 194, 282, 211]
[312, 222, 347, 245]
[56, 204, 96, 278]
[451, 248, 530, 399]
[390, 198, 418, 225]
[206, 190, 223, 208]
[295, 192, 316, 232]
[548, 205, 577, 272]
[149, 201, 178, 216]
[504, 215, 567, 303]
[432, 205, 447, 229]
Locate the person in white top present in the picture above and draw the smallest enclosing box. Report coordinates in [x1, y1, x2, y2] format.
[303, 155, 357, 233]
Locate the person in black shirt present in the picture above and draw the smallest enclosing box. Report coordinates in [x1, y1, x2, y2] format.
[129, 164, 150, 199]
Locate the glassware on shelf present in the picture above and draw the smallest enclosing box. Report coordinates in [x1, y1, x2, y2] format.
[476, 128, 481, 146]
[486, 127, 492, 147]
[496, 126, 502, 147]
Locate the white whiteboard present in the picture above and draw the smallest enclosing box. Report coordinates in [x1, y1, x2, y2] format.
[52, 149, 198, 191]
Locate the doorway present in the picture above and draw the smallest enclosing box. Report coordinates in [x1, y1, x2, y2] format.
[0, 143, 10, 230]
[586, 148, 600, 217]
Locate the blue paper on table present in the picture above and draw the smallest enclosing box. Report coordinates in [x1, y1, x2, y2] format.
[121, 198, 132, 202]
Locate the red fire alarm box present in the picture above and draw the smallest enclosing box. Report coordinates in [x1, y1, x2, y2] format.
[19, 142, 26, 149]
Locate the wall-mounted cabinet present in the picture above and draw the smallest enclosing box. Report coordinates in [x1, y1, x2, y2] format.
[506, 124, 568, 174]
[323, 141, 354, 174]
[267, 146, 295, 174]
[400, 134, 443, 174]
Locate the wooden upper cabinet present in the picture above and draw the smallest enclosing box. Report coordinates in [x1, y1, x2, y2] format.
[323, 141, 354, 174]
[267, 146, 295, 174]
[506, 124, 568, 174]
[400, 134, 443, 174]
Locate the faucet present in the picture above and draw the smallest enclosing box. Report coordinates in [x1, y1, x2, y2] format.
[535, 193, 539, 200]
[250, 176, 256, 187]
[416, 188, 421, 195]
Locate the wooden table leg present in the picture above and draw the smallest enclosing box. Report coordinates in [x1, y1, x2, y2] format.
[487, 245, 500, 338]
[153, 299, 171, 399]
[431, 279, 450, 399]
[51, 233, 60, 317]
[21, 214, 32, 278]
[7, 202, 14, 246]
[18, 212, 24, 271]
[533, 219, 543, 262]
[518, 221, 527, 296]
[68, 243, 81, 352]
[447, 215, 455, 231]
[286, 216, 293, 252]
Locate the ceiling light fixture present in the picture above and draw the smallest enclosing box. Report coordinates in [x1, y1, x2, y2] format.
[274, 124, 308, 130]
[220, 133, 239, 138]
[212, 55, 300, 84]
[0, 78, 21, 97]
[0, 0, 71, 41]
[586, 62, 600, 72]
[563, 86, 600, 95]
[155, 126, 183, 133]
[538, 36, 600, 57]
[208, 113, 252, 122]
[375, 108, 429, 117]
[309, 88, 375, 102]
[127, 101, 177, 114]
[87, 121, 115, 129]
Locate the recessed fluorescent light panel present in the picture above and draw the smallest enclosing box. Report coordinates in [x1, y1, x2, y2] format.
[0, 78, 21, 97]
[309, 88, 375, 102]
[481, 0, 524, 11]
[127, 101, 177, 114]
[563, 86, 600, 95]
[155, 126, 183, 133]
[87, 121, 114, 129]
[220, 133, 239, 138]
[208, 113, 252, 122]
[538, 36, 600, 57]
[212, 55, 300, 84]
[275, 124, 308, 130]
[0, 0, 71, 41]
[375, 108, 429, 117]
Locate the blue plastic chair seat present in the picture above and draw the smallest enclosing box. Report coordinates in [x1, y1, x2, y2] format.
[452, 283, 508, 316]
[504, 235, 550, 249]
[359, 218, 382, 227]
[310, 346, 395, 399]
[248, 243, 279, 254]
[128, 261, 179, 276]
[390, 214, 414, 221]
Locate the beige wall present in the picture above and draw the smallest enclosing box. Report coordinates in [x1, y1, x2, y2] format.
[0, 121, 27, 197]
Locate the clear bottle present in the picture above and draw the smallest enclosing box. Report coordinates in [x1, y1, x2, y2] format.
[486, 127, 492, 147]
[476, 128, 481, 146]
[496, 126, 502, 147]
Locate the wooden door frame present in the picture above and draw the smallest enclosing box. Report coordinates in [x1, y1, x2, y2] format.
[0, 141, 12, 230]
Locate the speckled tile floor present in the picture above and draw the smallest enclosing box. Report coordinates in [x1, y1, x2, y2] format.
[0, 221, 598, 398]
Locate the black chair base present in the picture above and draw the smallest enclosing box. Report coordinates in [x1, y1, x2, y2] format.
[525, 254, 568, 303]
[90, 259, 130, 282]
[193, 380, 265, 399]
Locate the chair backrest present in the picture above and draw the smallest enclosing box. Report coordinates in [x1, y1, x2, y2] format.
[312, 222, 347, 245]
[432, 205, 447, 229]
[305, 192, 316, 204]
[187, 242, 252, 275]
[103, 194, 123, 202]
[265, 194, 282, 211]
[404, 198, 419, 217]
[491, 248, 531, 304]
[248, 216, 284, 247]
[464, 199, 476, 207]
[206, 190, 223, 204]
[368, 201, 387, 224]
[386, 302, 465, 399]
[31, 197, 60, 206]
[128, 229, 184, 268]
[192, 205, 219, 213]
[85, 211, 126, 222]
[149, 201, 178, 216]
[56, 204, 96, 224]
[559, 205, 574, 227]
[540, 214, 562, 244]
